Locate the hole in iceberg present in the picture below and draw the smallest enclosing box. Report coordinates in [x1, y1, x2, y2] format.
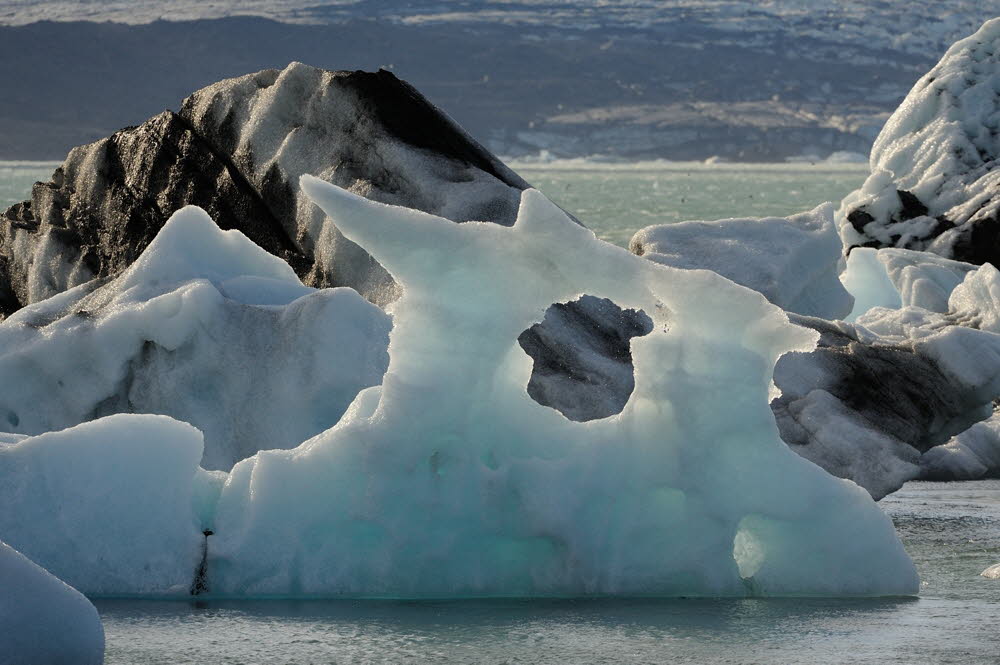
[516, 294, 653, 421]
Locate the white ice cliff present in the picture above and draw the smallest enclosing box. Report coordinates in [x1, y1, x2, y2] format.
[0, 206, 390, 470]
[0, 540, 104, 665]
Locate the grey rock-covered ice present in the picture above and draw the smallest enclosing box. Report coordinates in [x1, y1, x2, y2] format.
[0, 63, 529, 315]
[517, 295, 653, 422]
[0, 63, 643, 440]
[784, 259, 1000, 498]
[771, 314, 986, 499]
[838, 18, 1000, 266]
[179, 62, 531, 306]
[630, 203, 853, 319]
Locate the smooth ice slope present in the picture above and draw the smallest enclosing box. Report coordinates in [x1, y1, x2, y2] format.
[0, 206, 390, 469]
[204, 176, 919, 598]
[630, 204, 853, 319]
[838, 18, 1000, 265]
[0, 415, 208, 594]
[0, 541, 104, 665]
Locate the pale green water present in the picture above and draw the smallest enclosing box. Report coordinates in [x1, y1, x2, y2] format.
[4, 161, 999, 664]
[512, 160, 869, 247]
[0, 161, 59, 211]
[0, 161, 867, 248]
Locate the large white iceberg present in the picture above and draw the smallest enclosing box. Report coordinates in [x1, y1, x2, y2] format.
[0, 540, 104, 665]
[0, 206, 390, 470]
[0, 188, 920, 597]
[201, 177, 918, 597]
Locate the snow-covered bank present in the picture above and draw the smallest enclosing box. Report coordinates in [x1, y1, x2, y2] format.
[0, 540, 104, 664]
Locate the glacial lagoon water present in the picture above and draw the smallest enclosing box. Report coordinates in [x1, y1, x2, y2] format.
[2, 161, 999, 663]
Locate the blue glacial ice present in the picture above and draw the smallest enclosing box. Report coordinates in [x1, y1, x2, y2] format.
[0, 185, 920, 598]
[203, 177, 918, 597]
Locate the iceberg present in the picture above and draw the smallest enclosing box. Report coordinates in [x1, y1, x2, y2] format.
[0, 206, 390, 470]
[0, 64, 529, 315]
[0, 63, 643, 444]
[0, 540, 104, 665]
[0, 189, 919, 597]
[199, 178, 918, 597]
[776, 259, 1000, 498]
[838, 18, 1000, 266]
[630, 204, 853, 320]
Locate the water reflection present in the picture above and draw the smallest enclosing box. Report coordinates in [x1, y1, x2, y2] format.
[98, 596, 949, 665]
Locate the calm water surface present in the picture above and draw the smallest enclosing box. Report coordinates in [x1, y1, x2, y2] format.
[512, 160, 869, 247]
[4, 161, 997, 663]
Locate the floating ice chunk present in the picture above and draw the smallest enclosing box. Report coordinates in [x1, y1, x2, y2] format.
[202, 176, 918, 598]
[0, 540, 104, 665]
[0, 414, 209, 595]
[877, 249, 977, 313]
[0, 206, 390, 470]
[630, 204, 853, 320]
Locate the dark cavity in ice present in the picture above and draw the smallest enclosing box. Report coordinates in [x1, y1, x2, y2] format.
[517, 295, 653, 422]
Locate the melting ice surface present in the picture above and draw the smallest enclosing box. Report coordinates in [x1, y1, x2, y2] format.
[0, 181, 919, 598]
